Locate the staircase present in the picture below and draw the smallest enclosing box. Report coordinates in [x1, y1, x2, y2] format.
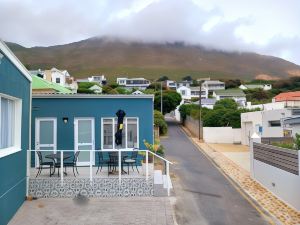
[154, 170, 173, 196]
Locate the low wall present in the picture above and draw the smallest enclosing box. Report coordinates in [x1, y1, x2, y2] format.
[203, 127, 241, 144]
[184, 116, 202, 139]
[251, 141, 300, 211]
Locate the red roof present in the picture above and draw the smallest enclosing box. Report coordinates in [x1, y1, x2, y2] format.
[274, 91, 300, 102]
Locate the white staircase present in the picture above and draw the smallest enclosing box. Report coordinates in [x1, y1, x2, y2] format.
[153, 170, 173, 196]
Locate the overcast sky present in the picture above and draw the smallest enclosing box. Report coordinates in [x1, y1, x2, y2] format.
[0, 0, 299, 65]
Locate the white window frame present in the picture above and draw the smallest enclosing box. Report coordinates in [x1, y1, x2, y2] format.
[0, 93, 22, 158]
[101, 117, 139, 150]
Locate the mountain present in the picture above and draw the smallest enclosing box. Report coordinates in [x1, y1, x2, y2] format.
[6, 37, 300, 81]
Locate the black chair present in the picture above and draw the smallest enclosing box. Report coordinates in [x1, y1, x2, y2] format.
[124, 150, 139, 174]
[35, 151, 54, 177]
[108, 152, 118, 176]
[96, 151, 110, 174]
[55, 151, 80, 177]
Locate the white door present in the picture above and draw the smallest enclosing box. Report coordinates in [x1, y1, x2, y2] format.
[35, 118, 57, 167]
[74, 118, 95, 166]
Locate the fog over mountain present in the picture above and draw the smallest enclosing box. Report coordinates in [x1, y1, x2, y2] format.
[0, 0, 300, 65]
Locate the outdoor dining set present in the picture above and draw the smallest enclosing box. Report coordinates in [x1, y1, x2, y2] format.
[35, 149, 141, 178]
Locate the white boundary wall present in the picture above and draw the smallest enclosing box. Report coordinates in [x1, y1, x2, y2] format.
[203, 127, 241, 144]
[250, 136, 300, 211]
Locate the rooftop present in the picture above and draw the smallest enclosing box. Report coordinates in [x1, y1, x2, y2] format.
[214, 89, 246, 97]
[32, 75, 72, 94]
[274, 91, 300, 102]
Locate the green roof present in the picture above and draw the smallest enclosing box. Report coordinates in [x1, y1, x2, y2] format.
[32, 75, 72, 94]
[214, 89, 245, 97]
[244, 84, 263, 89]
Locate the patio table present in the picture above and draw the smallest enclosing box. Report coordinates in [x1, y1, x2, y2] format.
[45, 153, 72, 176]
[109, 152, 128, 174]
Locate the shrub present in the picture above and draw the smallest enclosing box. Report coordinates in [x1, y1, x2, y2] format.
[154, 110, 168, 135]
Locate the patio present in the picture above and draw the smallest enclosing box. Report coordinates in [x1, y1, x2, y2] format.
[29, 164, 155, 198]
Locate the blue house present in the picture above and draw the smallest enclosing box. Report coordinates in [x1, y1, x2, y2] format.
[31, 94, 154, 166]
[0, 41, 32, 225]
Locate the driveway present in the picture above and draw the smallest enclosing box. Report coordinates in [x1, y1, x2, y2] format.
[161, 120, 271, 225]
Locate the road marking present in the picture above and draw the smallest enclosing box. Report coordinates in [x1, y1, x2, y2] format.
[180, 126, 276, 225]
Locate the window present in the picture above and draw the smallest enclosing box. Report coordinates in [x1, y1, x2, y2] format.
[0, 94, 21, 158]
[102, 118, 138, 149]
[55, 78, 60, 83]
[269, 120, 281, 127]
[181, 90, 186, 96]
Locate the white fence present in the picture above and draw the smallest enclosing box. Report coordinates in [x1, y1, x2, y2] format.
[203, 127, 241, 144]
[250, 136, 300, 211]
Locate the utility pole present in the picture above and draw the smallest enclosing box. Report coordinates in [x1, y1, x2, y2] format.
[198, 80, 202, 141]
[161, 81, 163, 114]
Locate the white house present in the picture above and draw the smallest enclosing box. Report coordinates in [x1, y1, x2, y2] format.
[116, 77, 151, 90]
[193, 98, 217, 109]
[89, 84, 102, 94]
[177, 86, 208, 100]
[213, 89, 246, 106]
[202, 80, 225, 94]
[88, 75, 107, 85]
[177, 80, 192, 88]
[239, 84, 272, 91]
[240, 108, 300, 145]
[164, 80, 177, 90]
[30, 68, 77, 92]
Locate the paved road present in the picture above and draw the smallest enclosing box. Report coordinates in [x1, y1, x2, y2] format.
[162, 120, 271, 225]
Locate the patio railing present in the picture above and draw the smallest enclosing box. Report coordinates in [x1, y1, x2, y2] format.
[27, 149, 173, 196]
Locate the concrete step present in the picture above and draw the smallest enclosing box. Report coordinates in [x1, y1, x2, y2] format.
[162, 175, 173, 189]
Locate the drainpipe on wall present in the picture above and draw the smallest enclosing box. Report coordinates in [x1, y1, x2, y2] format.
[26, 82, 32, 197]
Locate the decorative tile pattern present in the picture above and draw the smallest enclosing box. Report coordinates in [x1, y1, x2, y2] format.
[29, 177, 154, 198]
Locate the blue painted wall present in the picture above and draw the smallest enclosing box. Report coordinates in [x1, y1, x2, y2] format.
[31, 97, 153, 165]
[0, 50, 31, 225]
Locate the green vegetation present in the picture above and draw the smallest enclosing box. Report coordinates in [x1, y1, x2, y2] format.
[154, 90, 182, 115]
[154, 110, 168, 135]
[179, 99, 259, 128]
[157, 75, 169, 81]
[272, 134, 300, 151]
[244, 88, 274, 104]
[77, 82, 100, 94]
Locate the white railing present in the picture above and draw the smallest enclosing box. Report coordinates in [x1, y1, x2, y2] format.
[27, 149, 173, 196]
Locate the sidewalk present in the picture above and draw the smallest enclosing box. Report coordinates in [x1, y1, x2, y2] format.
[10, 197, 175, 225]
[182, 126, 300, 225]
[207, 143, 250, 172]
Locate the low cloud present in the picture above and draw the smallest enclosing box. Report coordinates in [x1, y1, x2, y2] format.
[0, 0, 299, 64]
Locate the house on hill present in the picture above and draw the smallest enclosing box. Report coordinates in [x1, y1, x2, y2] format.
[213, 89, 246, 106]
[239, 84, 272, 91]
[273, 91, 300, 107]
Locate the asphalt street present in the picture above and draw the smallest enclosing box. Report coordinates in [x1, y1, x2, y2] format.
[161, 120, 272, 225]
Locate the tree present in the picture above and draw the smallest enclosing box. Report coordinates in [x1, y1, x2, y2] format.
[213, 99, 238, 110]
[154, 110, 168, 135]
[77, 82, 100, 94]
[154, 90, 182, 115]
[224, 79, 241, 89]
[157, 76, 169, 81]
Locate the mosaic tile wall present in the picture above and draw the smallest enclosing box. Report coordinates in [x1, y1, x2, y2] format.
[29, 178, 154, 198]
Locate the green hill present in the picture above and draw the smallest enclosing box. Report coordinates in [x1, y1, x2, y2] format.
[6, 37, 300, 82]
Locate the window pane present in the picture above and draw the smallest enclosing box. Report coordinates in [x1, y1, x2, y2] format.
[39, 121, 54, 145]
[127, 119, 137, 148]
[1, 97, 15, 149]
[78, 120, 92, 143]
[103, 121, 113, 149]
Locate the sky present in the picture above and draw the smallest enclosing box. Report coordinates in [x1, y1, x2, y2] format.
[0, 0, 300, 65]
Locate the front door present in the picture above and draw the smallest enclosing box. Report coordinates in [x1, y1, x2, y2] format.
[35, 118, 57, 167]
[74, 118, 95, 166]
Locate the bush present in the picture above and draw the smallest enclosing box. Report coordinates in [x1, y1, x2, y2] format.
[154, 90, 182, 115]
[154, 110, 168, 135]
